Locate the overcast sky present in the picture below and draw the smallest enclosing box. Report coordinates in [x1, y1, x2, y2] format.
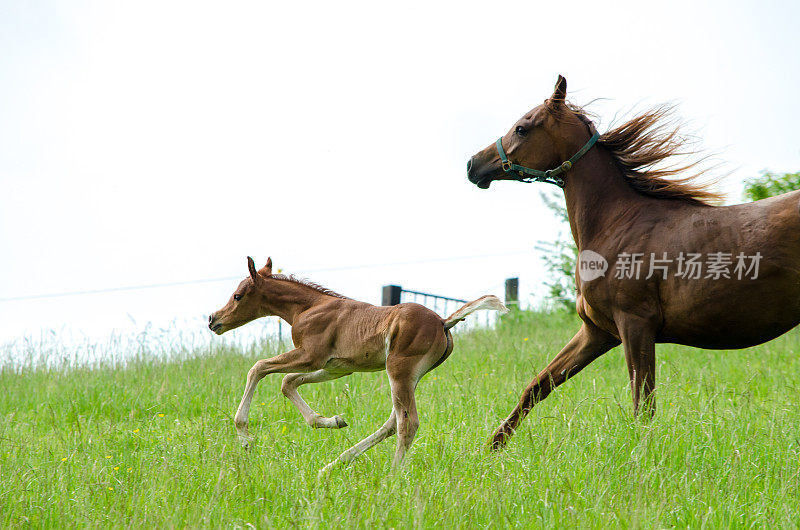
[2, 0, 799, 346]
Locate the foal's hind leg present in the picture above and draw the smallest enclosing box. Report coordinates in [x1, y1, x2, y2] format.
[318, 410, 397, 477]
[387, 369, 420, 467]
[281, 370, 350, 429]
[317, 369, 421, 475]
[234, 347, 320, 447]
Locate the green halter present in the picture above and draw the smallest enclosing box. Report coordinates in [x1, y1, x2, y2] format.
[495, 131, 601, 188]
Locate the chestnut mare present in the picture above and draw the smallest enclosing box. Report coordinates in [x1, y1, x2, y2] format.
[468, 76, 800, 450]
[208, 257, 507, 472]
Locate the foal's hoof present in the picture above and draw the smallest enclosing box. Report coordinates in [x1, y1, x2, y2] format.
[310, 414, 348, 429]
[237, 433, 254, 451]
[317, 461, 336, 481]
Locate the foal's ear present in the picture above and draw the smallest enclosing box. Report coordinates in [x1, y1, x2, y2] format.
[551, 75, 567, 103]
[260, 257, 273, 277]
[247, 256, 261, 283]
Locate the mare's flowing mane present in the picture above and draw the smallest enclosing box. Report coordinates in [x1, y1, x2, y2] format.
[547, 99, 723, 205]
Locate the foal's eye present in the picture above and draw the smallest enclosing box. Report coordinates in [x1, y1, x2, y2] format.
[233, 294, 242, 301]
[515, 126, 527, 137]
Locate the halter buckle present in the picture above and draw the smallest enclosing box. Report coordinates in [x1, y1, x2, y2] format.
[561, 160, 572, 172]
[501, 161, 512, 172]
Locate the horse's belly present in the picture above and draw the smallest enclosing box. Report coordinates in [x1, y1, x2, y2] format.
[659, 320, 800, 349]
[658, 282, 800, 349]
[324, 335, 390, 373]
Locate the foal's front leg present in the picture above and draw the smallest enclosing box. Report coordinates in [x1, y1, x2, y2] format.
[234, 347, 319, 447]
[281, 370, 350, 429]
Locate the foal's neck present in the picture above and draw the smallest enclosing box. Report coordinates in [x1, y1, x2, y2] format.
[261, 280, 328, 324]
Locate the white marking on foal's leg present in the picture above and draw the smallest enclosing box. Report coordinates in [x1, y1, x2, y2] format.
[281, 370, 349, 429]
[234, 377, 258, 448]
[318, 410, 397, 478]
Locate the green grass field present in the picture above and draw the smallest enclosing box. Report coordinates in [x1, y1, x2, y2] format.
[2, 311, 799, 528]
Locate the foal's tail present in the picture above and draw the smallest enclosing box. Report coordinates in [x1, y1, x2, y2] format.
[444, 295, 509, 330]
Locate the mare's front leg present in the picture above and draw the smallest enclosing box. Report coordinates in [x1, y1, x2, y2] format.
[281, 370, 350, 429]
[617, 315, 657, 418]
[490, 321, 619, 450]
[234, 347, 322, 448]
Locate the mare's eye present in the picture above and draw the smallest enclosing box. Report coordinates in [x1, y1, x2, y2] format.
[515, 126, 527, 136]
[233, 294, 242, 301]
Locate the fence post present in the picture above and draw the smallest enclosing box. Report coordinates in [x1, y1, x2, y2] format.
[382, 285, 402, 306]
[505, 277, 519, 310]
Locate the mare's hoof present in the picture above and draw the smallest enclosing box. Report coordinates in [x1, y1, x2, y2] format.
[488, 427, 512, 451]
[334, 415, 348, 428]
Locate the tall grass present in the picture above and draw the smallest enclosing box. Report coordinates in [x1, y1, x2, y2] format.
[1, 311, 799, 528]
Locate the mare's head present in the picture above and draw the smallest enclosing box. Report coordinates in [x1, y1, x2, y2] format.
[467, 75, 594, 189]
[208, 257, 273, 335]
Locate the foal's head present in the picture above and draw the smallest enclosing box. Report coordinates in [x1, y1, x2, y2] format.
[467, 75, 594, 189]
[208, 257, 273, 335]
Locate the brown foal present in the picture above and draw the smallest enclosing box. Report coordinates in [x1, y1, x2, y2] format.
[208, 257, 507, 472]
[468, 76, 800, 449]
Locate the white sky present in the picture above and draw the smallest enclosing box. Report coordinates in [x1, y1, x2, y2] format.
[2, 0, 799, 346]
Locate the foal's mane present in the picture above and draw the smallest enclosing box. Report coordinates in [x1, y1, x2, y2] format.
[269, 273, 350, 299]
[547, 99, 723, 205]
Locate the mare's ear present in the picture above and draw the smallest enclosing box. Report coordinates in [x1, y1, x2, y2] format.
[259, 257, 273, 277]
[551, 75, 567, 104]
[247, 256, 261, 284]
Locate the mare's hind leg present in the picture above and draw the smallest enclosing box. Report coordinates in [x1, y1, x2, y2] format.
[234, 347, 321, 447]
[281, 370, 350, 429]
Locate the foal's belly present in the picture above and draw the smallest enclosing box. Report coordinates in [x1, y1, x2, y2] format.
[323, 356, 386, 373]
[322, 335, 390, 373]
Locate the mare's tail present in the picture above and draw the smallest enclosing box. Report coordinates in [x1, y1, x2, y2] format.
[443, 295, 509, 330]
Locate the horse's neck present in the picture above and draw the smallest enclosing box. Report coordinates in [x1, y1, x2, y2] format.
[563, 148, 647, 250]
[263, 280, 326, 324]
